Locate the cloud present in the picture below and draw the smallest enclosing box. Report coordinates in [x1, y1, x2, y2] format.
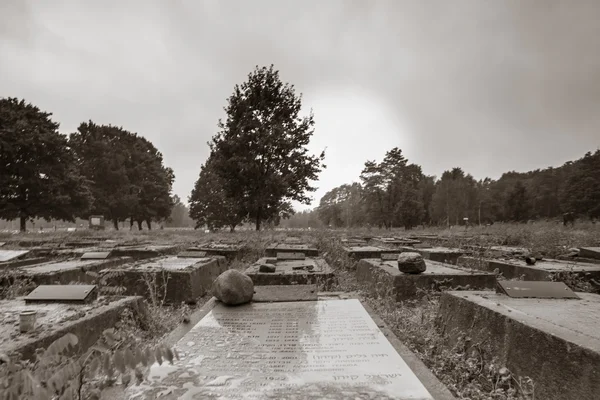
[2, 0, 599, 211]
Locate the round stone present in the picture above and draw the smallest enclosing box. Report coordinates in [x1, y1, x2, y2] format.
[397, 252, 426, 274]
[212, 270, 254, 306]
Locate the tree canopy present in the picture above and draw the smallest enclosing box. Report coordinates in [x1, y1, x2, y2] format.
[0, 98, 91, 231]
[69, 121, 174, 230]
[191, 65, 325, 231]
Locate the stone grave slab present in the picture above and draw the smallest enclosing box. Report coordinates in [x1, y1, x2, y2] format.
[343, 246, 401, 260]
[457, 256, 600, 282]
[438, 291, 600, 400]
[340, 238, 369, 246]
[0, 249, 29, 262]
[372, 237, 422, 247]
[265, 243, 319, 257]
[125, 299, 438, 399]
[357, 259, 495, 300]
[178, 250, 207, 258]
[0, 296, 143, 361]
[245, 257, 335, 287]
[111, 244, 179, 259]
[0, 256, 51, 270]
[253, 284, 318, 302]
[0, 242, 5, 247]
[81, 251, 111, 260]
[13, 257, 132, 285]
[283, 236, 303, 244]
[190, 242, 244, 259]
[412, 247, 465, 265]
[495, 280, 579, 299]
[102, 256, 227, 304]
[579, 247, 600, 260]
[276, 252, 305, 260]
[24, 284, 98, 304]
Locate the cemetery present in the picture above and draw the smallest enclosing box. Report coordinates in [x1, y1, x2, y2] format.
[100, 254, 228, 304]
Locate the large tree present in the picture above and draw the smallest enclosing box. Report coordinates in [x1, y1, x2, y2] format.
[70, 122, 174, 230]
[207, 65, 325, 230]
[0, 98, 91, 231]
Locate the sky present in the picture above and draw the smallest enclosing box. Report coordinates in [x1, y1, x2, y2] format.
[2, 0, 599, 211]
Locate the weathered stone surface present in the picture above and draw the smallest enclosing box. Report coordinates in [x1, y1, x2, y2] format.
[357, 259, 495, 300]
[265, 243, 319, 257]
[125, 299, 441, 399]
[398, 252, 426, 274]
[438, 291, 600, 400]
[213, 269, 254, 306]
[457, 256, 600, 282]
[245, 257, 335, 287]
[102, 256, 227, 304]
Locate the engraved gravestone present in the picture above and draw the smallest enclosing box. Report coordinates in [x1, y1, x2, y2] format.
[127, 299, 434, 399]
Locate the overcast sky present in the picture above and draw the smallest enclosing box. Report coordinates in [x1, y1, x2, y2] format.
[2, 1, 599, 211]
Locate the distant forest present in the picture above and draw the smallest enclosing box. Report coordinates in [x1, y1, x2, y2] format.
[281, 148, 600, 229]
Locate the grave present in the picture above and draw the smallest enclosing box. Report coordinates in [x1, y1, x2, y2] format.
[81, 251, 112, 260]
[0, 294, 144, 361]
[343, 246, 401, 260]
[245, 256, 335, 286]
[111, 244, 179, 259]
[356, 258, 495, 301]
[438, 290, 600, 400]
[102, 255, 227, 304]
[13, 257, 132, 285]
[372, 237, 422, 247]
[88, 215, 105, 230]
[0, 255, 51, 270]
[24, 284, 98, 304]
[125, 299, 454, 399]
[457, 256, 600, 282]
[0, 249, 29, 262]
[340, 238, 369, 247]
[265, 243, 319, 257]
[579, 247, 600, 260]
[410, 247, 465, 265]
[190, 242, 244, 259]
[253, 284, 318, 302]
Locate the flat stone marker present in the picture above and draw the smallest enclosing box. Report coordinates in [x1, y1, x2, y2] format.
[276, 252, 305, 260]
[253, 284, 318, 302]
[0, 242, 5, 247]
[439, 291, 600, 400]
[246, 257, 335, 286]
[24, 284, 98, 304]
[81, 251, 111, 260]
[126, 299, 434, 399]
[177, 250, 207, 258]
[579, 247, 600, 260]
[357, 259, 495, 300]
[457, 256, 600, 281]
[0, 250, 29, 262]
[343, 246, 400, 260]
[265, 243, 319, 257]
[496, 281, 579, 299]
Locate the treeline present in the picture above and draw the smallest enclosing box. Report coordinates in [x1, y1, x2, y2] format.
[317, 148, 600, 229]
[0, 98, 175, 231]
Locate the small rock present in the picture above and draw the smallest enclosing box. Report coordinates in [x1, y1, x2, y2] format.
[524, 256, 536, 265]
[397, 252, 426, 274]
[212, 270, 254, 306]
[259, 264, 276, 273]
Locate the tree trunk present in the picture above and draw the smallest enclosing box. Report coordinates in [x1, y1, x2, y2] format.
[146, 220, 152, 230]
[137, 220, 143, 230]
[113, 219, 119, 230]
[20, 216, 26, 232]
[130, 218, 134, 230]
[255, 209, 262, 231]
[229, 225, 235, 232]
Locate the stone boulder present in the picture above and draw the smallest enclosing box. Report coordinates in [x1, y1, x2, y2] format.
[213, 270, 254, 306]
[397, 252, 426, 274]
[259, 263, 276, 273]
